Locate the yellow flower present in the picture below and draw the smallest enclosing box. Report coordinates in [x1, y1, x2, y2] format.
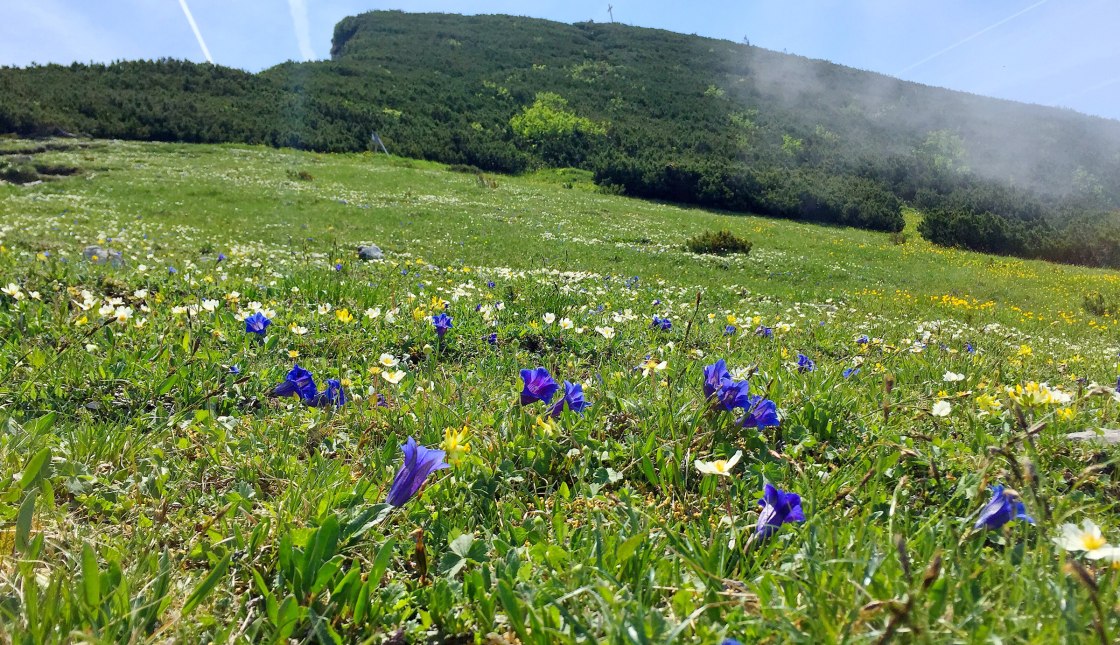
[336, 308, 355, 324]
[726, 314, 737, 325]
[288, 350, 300, 359]
[535, 415, 559, 436]
[442, 426, 471, 465]
[1056, 407, 1075, 421]
[975, 393, 1003, 415]
[1016, 344, 1033, 357]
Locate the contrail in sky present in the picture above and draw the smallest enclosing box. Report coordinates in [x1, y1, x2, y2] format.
[900, 0, 1048, 74]
[288, 0, 316, 61]
[177, 0, 213, 63]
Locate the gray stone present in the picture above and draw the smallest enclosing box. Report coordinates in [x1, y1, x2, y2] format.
[357, 244, 384, 261]
[1066, 429, 1120, 445]
[82, 245, 123, 266]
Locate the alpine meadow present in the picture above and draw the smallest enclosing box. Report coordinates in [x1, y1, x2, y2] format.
[2, 9, 1120, 645]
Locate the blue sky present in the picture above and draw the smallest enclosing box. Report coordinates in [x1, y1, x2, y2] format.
[2, 0, 1117, 121]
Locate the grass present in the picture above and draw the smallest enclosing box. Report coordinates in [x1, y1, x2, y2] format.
[0, 138, 1119, 643]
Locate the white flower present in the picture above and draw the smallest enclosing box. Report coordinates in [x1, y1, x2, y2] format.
[931, 400, 952, 417]
[113, 306, 133, 323]
[638, 357, 667, 376]
[365, 307, 381, 319]
[694, 451, 742, 477]
[379, 353, 399, 368]
[289, 324, 309, 335]
[595, 326, 615, 339]
[136, 264, 148, 273]
[559, 317, 573, 330]
[943, 371, 965, 382]
[1054, 519, 1110, 554]
[384, 309, 397, 323]
[1085, 547, 1120, 564]
[729, 367, 751, 381]
[318, 303, 332, 315]
[98, 304, 115, 317]
[134, 317, 148, 329]
[543, 312, 556, 325]
[133, 289, 149, 299]
[28, 291, 40, 300]
[382, 369, 406, 385]
[201, 299, 220, 312]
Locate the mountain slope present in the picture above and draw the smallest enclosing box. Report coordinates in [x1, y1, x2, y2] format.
[2, 11, 1119, 265]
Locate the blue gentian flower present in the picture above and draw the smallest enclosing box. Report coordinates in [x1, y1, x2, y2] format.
[965, 342, 975, 354]
[756, 483, 805, 538]
[723, 325, 736, 336]
[228, 364, 241, 375]
[487, 333, 498, 345]
[716, 380, 752, 413]
[796, 353, 815, 373]
[721, 640, 743, 645]
[702, 359, 732, 400]
[168, 266, 177, 274]
[217, 253, 227, 263]
[487, 281, 495, 288]
[313, 378, 347, 408]
[244, 311, 272, 336]
[548, 381, 589, 418]
[272, 364, 318, 402]
[335, 263, 343, 271]
[755, 325, 773, 338]
[520, 367, 559, 405]
[843, 367, 860, 379]
[740, 395, 780, 428]
[856, 335, 870, 344]
[385, 437, 449, 507]
[974, 485, 1034, 531]
[651, 316, 672, 331]
[431, 313, 453, 338]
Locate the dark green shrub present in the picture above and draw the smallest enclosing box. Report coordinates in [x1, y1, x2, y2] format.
[685, 229, 752, 256]
[1082, 290, 1119, 317]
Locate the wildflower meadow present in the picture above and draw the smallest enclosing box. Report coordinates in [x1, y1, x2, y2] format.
[1, 139, 1120, 642]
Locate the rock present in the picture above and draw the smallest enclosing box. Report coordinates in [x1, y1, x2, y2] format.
[82, 245, 123, 266]
[357, 244, 384, 261]
[1066, 429, 1120, 445]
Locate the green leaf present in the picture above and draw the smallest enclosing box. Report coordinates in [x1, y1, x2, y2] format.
[616, 533, 645, 564]
[18, 447, 51, 490]
[368, 538, 395, 589]
[276, 594, 300, 640]
[15, 489, 38, 554]
[81, 543, 100, 606]
[495, 580, 529, 642]
[182, 551, 231, 616]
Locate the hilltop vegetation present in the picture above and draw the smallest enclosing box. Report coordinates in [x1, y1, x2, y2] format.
[2, 12, 1120, 265]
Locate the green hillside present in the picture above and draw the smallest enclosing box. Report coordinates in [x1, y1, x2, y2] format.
[3, 11, 1120, 265]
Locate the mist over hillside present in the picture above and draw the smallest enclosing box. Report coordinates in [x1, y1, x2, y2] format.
[2, 11, 1119, 266]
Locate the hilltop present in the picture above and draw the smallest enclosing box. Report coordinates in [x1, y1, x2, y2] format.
[3, 11, 1120, 265]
